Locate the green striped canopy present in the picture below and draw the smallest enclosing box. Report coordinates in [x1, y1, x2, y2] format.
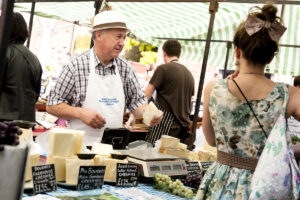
[14, 2, 300, 76]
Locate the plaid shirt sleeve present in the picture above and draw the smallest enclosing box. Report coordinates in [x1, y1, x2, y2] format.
[47, 62, 76, 106]
[118, 59, 147, 111]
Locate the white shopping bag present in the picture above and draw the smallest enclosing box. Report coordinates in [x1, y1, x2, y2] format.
[250, 112, 300, 200]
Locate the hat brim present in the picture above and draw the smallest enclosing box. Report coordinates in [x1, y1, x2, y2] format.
[89, 26, 130, 33]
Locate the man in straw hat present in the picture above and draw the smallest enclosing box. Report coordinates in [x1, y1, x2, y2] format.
[47, 10, 163, 146]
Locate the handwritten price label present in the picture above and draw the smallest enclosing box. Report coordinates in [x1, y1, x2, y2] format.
[32, 164, 57, 194]
[116, 163, 139, 187]
[76, 166, 106, 191]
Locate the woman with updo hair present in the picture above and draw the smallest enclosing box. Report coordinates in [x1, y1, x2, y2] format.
[196, 4, 300, 199]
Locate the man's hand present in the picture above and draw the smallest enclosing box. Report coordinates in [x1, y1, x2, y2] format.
[150, 110, 163, 126]
[79, 108, 106, 129]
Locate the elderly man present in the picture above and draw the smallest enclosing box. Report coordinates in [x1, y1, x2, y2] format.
[47, 10, 163, 146]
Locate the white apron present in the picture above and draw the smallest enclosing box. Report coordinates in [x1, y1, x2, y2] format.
[69, 49, 125, 146]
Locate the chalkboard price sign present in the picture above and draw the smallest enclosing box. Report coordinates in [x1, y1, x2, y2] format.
[76, 166, 106, 191]
[200, 161, 213, 173]
[32, 164, 57, 194]
[116, 163, 139, 187]
[186, 161, 201, 175]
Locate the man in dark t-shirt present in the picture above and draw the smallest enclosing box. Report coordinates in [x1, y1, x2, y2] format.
[144, 39, 195, 144]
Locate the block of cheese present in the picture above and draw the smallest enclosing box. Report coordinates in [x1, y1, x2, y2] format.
[188, 151, 199, 161]
[19, 128, 33, 144]
[161, 135, 180, 149]
[53, 156, 66, 182]
[25, 154, 40, 181]
[143, 102, 159, 126]
[198, 148, 216, 161]
[94, 157, 128, 182]
[94, 155, 105, 165]
[74, 131, 85, 154]
[65, 158, 94, 185]
[203, 141, 217, 154]
[159, 148, 192, 160]
[178, 143, 187, 150]
[48, 154, 76, 164]
[91, 143, 113, 156]
[49, 132, 77, 156]
[46, 154, 54, 164]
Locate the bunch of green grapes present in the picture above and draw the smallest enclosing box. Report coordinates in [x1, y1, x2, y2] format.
[291, 135, 300, 145]
[154, 173, 195, 199]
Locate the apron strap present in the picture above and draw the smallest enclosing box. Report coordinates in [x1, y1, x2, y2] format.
[145, 101, 174, 145]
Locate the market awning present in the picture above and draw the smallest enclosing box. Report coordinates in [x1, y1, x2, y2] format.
[14, 2, 300, 75]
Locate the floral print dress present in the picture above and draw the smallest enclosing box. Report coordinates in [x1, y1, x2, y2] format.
[196, 78, 289, 200]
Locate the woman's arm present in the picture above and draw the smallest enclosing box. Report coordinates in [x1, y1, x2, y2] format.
[287, 86, 300, 121]
[202, 81, 216, 147]
[293, 144, 300, 165]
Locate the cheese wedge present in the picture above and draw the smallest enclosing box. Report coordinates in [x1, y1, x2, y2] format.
[159, 148, 191, 159]
[19, 128, 33, 144]
[25, 154, 40, 181]
[74, 131, 85, 154]
[203, 141, 217, 154]
[65, 158, 94, 185]
[161, 135, 180, 149]
[143, 102, 159, 126]
[91, 143, 113, 156]
[46, 154, 54, 164]
[48, 128, 85, 156]
[53, 156, 66, 182]
[49, 132, 77, 156]
[198, 148, 217, 161]
[94, 157, 128, 182]
[178, 143, 187, 150]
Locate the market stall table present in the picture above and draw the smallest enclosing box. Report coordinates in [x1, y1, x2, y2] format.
[23, 183, 192, 200]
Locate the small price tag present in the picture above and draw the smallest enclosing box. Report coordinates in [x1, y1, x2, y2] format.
[186, 161, 201, 176]
[76, 166, 106, 191]
[116, 163, 139, 187]
[32, 164, 57, 194]
[200, 161, 213, 173]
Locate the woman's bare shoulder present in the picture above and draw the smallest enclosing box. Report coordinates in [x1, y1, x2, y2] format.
[287, 86, 300, 121]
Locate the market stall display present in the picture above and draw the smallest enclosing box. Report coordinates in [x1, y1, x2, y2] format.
[126, 149, 188, 177]
[153, 173, 195, 199]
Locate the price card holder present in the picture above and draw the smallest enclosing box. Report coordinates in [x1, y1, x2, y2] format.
[200, 161, 213, 174]
[76, 166, 106, 191]
[116, 163, 139, 187]
[32, 164, 57, 194]
[186, 161, 201, 176]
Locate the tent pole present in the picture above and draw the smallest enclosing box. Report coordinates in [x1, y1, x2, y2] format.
[0, 0, 15, 96]
[223, 41, 232, 78]
[26, 2, 35, 48]
[90, 0, 102, 48]
[191, 0, 218, 147]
